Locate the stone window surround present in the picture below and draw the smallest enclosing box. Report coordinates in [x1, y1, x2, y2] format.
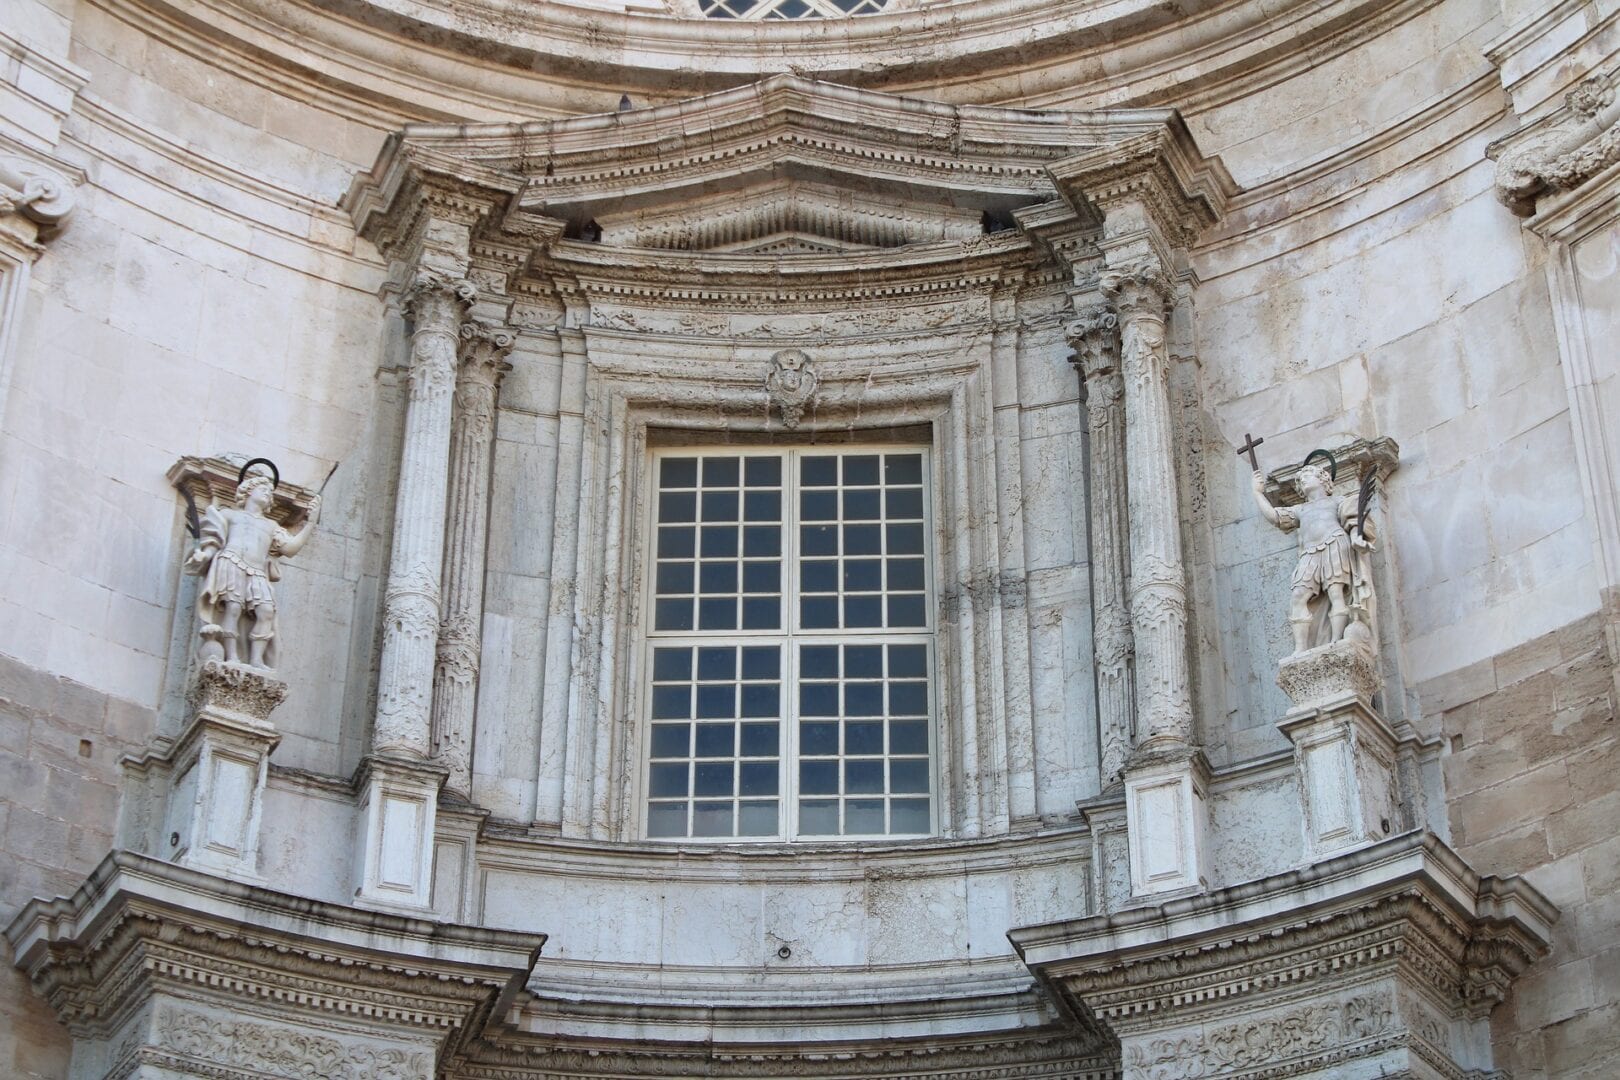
[558, 343, 1002, 844]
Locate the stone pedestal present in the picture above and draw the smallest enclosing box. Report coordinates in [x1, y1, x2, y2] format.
[1012, 833, 1558, 1080]
[355, 756, 446, 912]
[1278, 639, 1400, 863]
[162, 660, 284, 882]
[1123, 748, 1209, 899]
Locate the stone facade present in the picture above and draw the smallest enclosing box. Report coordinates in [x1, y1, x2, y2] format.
[1, 0, 1617, 1076]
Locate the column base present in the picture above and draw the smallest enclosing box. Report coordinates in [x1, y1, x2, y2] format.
[1122, 747, 1210, 900]
[355, 755, 447, 913]
[1278, 639, 1400, 863]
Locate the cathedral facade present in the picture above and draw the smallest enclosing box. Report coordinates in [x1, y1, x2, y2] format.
[0, 0, 1616, 1076]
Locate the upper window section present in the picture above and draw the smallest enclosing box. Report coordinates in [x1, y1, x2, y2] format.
[699, 0, 890, 19]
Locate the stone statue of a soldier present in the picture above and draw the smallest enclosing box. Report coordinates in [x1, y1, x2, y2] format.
[185, 466, 319, 669]
[1251, 457, 1377, 656]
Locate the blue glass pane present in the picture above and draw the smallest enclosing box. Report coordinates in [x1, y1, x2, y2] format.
[844, 646, 882, 677]
[801, 646, 839, 678]
[889, 644, 927, 677]
[745, 456, 780, 486]
[800, 560, 837, 592]
[843, 489, 880, 520]
[886, 488, 923, 518]
[696, 723, 734, 757]
[885, 454, 922, 484]
[802, 457, 837, 486]
[651, 686, 690, 720]
[703, 456, 739, 486]
[702, 491, 739, 522]
[742, 597, 780, 630]
[650, 724, 690, 758]
[740, 762, 778, 797]
[740, 683, 779, 718]
[801, 491, 837, 521]
[698, 598, 737, 630]
[800, 597, 838, 629]
[887, 524, 924, 554]
[845, 682, 883, 716]
[699, 562, 737, 594]
[701, 526, 738, 557]
[800, 760, 838, 794]
[656, 562, 694, 594]
[739, 800, 778, 836]
[744, 491, 781, 521]
[800, 683, 838, 717]
[741, 646, 779, 679]
[889, 720, 928, 754]
[842, 455, 879, 485]
[743, 561, 780, 593]
[657, 526, 694, 558]
[890, 760, 929, 794]
[800, 722, 838, 755]
[660, 457, 697, 488]
[697, 647, 735, 680]
[694, 763, 734, 797]
[844, 524, 880, 554]
[649, 763, 688, 797]
[659, 491, 696, 522]
[845, 760, 884, 794]
[695, 684, 734, 719]
[844, 596, 881, 628]
[887, 596, 926, 627]
[887, 558, 924, 591]
[741, 722, 779, 756]
[801, 524, 837, 555]
[653, 648, 691, 681]
[845, 721, 883, 755]
[744, 526, 780, 557]
[889, 681, 928, 716]
[843, 559, 881, 591]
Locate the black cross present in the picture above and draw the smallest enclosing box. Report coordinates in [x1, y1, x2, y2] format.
[1236, 432, 1265, 470]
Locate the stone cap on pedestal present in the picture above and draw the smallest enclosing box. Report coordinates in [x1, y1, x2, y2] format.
[1277, 637, 1381, 713]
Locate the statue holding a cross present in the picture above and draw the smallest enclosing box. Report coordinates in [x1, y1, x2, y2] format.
[1241, 435, 1379, 657]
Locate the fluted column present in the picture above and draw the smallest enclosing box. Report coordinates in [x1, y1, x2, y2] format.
[1068, 307, 1134, 786]
[373, 269, 478, 759]
[431, 320, 514, 799]
[1100, 259, 1193, 753]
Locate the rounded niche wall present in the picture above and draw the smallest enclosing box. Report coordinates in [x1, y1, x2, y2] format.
[2, 0, 1615, 1076]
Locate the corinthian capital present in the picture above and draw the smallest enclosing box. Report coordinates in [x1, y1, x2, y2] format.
[458, 320, 517, 376]
[1098, 259, 1172, 320]
[1065, 308, 1121, 381]
[404, 269, 479, 321]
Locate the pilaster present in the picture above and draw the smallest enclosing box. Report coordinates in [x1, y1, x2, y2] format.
[354, 755, 448, 912]
[431, 319, 514, 801]
[1067, 307, 1134, 789]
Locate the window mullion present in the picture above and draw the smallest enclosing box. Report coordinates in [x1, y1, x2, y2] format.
[784, 448, 801, 841]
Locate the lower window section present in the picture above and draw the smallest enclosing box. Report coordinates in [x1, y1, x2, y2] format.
[644, 639, 932, 840]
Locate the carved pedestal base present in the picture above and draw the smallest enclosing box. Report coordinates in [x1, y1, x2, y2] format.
[5, 852, 544, 1080]
[1122, 748, 1210, 900]
[163, 661, 285, 881]
[1012, 833, 1557, 1080]
[1278, 640, 1400, 863]
[355, 755, 447, 912]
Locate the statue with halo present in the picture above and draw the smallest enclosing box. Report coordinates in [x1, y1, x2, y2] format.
[184, 458, 320, 670]
[1244, 443, 1379, 657]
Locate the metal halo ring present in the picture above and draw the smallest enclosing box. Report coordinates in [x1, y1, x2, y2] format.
[236, 456, 281, 488]
[1302, 449, 1338, 481]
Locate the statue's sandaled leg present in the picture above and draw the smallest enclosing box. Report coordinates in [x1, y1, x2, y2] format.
[1326, 583, 1350, 643]
[220, 601, 243, 663]
[248, 603, 276, 668]
[1288, 587, 1314, 655]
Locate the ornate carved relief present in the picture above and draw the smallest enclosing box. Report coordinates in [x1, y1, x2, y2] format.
[1495, 68, 1620, 217]
[765, 348, 819, 428]
[1124, 991, 1396, 1079]
[154, 1007, 431, 1080]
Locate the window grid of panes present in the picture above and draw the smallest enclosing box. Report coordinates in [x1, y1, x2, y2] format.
[645, 448, 933, 841]
[698, 0, 888, 20]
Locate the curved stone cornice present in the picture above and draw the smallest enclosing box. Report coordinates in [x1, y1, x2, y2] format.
[124, 0, 1430, 118]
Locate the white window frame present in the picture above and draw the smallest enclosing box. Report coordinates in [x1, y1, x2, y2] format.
[637, 444, 939, 843]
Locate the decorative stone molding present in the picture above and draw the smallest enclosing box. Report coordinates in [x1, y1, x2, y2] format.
[168, 455, 321, 531]
[765, 348, 819, 428]
[6, 852, 545, 1078]
[1258, 435, 1399, 507]
[1011, 832, 1557, 1080]
[186, 657, 290, 723]
[0, 152, 78, 239]
[1493, 68, 1620, 218]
